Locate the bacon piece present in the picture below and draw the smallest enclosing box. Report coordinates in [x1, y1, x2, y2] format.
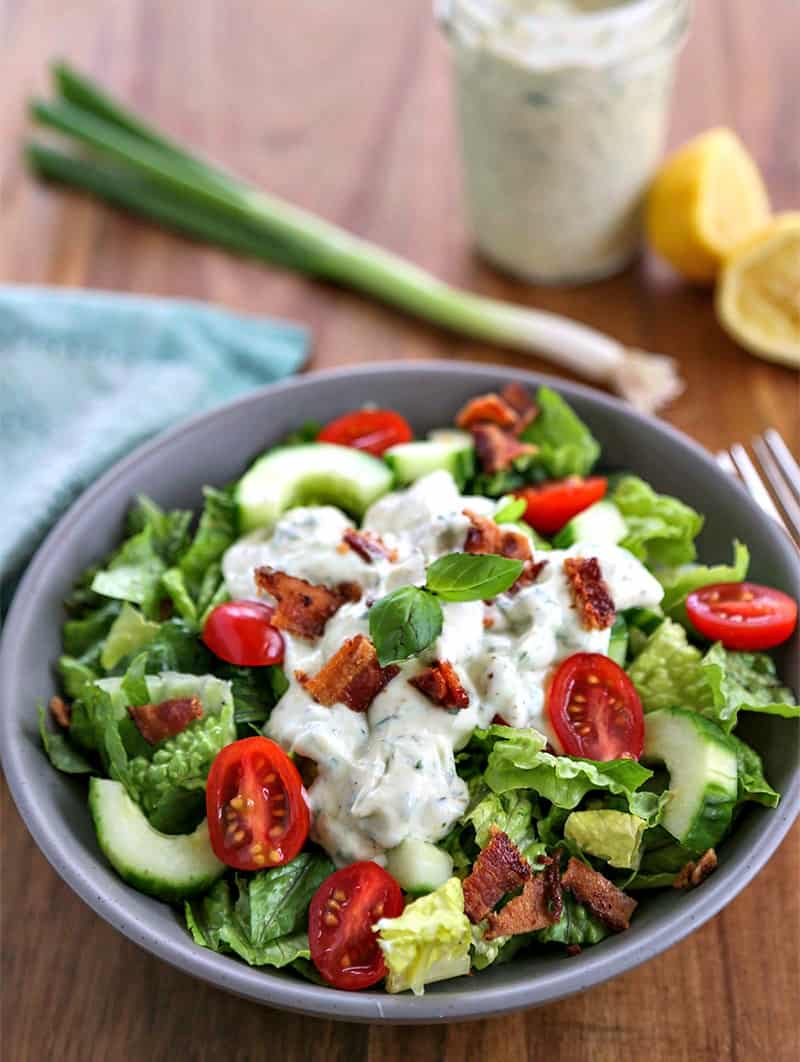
[463, 509, 532, 562]
[409, 660, 469, 709]
[500, 382, 538, 435]
[561, 857, 637, 932]
[297, 634, 399, 712]
[128, 695, 203, 746]
[255, 567, 361, 640]
[566, 944, 582, 956]
[563, 556, 616, 631]
[673, 848, 718, 890]
[49, 695, 71, 729]
[471, 423, 537, 475]
[463, 827, 531, 923]
[485, 870, 562, 939]
[342, 528, 397, 564]
[456, 393, 519, 431]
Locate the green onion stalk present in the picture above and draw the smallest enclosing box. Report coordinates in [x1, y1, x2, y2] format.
[26, 62, 683, 412]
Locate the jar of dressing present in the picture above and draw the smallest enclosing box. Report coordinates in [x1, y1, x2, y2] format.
[440, 0, 691, 284]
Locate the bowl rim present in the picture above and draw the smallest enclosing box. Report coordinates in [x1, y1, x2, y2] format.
[2, 359, 798, 1023]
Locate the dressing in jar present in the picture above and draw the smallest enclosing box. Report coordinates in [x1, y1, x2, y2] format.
[441, 0, 691, 283]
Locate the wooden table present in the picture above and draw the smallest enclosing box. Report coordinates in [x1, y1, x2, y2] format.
[2, 1, 798, 1059]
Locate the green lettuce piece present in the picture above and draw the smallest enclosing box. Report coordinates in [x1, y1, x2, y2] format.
[125, 495, 192, 562]
[470, 924, 527, 971]
[38, 705, 93, 774]
[69, 681, 120, 753]
[536, 804, 571, 847]
[627, 619, 712, 713]
[521, 386, 600, 478]
[57, 655, 98, 700]
[178, 486, 238, 596]
[564, 810, 647, 869]
[213, 663, 289, 737]
[63, 599, 121, 657]
[700, 644, 799, 732]
[612, 476, 703, 567]
[626, 825, 693, 888]
[483, 727, 661, 821]
[730, 735, 780, 808]
[100, 603, 160, 671]
[658, 541, 749, 624]
[91, 524, 169, 618]
[185, 872, 312, 967]
[462, 786, 545, 864]
[375, 878, 472, 995]
[244, 853, 334, 947]
[536, 893, 609, 947]
[136, 619, 214, 674]
[161, 568, 198, 623]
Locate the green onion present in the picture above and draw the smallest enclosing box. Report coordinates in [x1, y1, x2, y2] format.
[27, 62, 683, 411]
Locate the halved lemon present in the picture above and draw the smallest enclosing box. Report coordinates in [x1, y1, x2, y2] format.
[646, 128, 771, 284]
[716, 213, 800, 368]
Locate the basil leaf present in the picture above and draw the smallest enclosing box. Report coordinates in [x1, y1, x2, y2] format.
[369, 586, 443, 666]
[426, 553, 523, 602]
[493, 496, 526, 524]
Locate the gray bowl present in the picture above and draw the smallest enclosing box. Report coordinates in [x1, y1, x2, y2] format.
[1, 361, 798, 1023]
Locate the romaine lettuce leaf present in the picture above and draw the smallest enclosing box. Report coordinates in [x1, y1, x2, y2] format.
[730, 735, 780, 808]
[38, 705, 93, 774]
[57, 654, 99, 700]
[213, 662, 289, 737]
[470, 924, 527, 971]
[462, 786, 545, 863]
[658, 541, 749, 624]
[185, 861, 320, 968]
[483, 727, 661, 821]
[63, 599, 121, 657]
[612, 476, 703, 567]
[521, 386, 601, 478]
[375, 878, 472, 995]
[178, 486, 238, 596]
[627, 619, 711, 713]
[564, 810, 647, 869]
[700, 644, 799, 732]
[134, 619, 213, 674]
[536, 893, 609, 946]
[100, 603, 160, 671]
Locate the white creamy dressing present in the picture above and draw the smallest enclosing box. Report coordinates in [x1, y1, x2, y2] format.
[445, 0, 689, 282]
[222, 470, 663, 866]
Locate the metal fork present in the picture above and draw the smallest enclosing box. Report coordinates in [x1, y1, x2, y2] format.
[716, 429, 800, 548]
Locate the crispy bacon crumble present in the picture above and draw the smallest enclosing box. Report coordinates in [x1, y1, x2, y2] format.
[673, 848, 718, 890]
[342, 528, 397, 564]
[561, 857, 637, 932]
[471, 423, 537, 476]
[297, 634, 399, 712]
[485, 857, 563, 939]
[563, 556, 616, 631]
[456, 392, 519, 431]
[409, 660, 470, 709]
[455, 385, 539, 475]
[255, 566, 361, 639]
[463, 509, 546, 594]
[128, 695, 203, 746]
[463, 826, 531, 924]
[49, 695, 71, 729]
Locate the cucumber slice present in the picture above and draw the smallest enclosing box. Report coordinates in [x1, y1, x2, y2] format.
[607, 615, 628, 666]
[384, 430, 474, 489]
[642, 708, 738, 852]
[553, 500, 627, 548]
[89, 778, 224, 900]
[385, 838, 454, 894]
[236, 443, 393, 533]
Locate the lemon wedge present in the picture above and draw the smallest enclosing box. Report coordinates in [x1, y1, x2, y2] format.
[646, 128, 771, 284]
[716, 213, 800, 367]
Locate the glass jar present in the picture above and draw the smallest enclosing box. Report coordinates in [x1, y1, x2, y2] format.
[440, 0, 691, 284]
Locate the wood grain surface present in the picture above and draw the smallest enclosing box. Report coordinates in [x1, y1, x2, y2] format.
[1, 1, 798, 1059]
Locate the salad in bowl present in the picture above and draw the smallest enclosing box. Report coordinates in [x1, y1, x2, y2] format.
[38, 383, 799, 995]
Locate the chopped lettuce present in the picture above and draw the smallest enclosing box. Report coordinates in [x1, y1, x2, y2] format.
[536, 893, 609, 947]
[185, 856, 330, 967]
[482, 726, 662, 822]
[178, 486, 238, 596]
[57, 654, 98, 700]
[161, 567, 198, 623]
[731, 735, 780, 808]
[375, 878, 472, 995]
[612, 476, 703, 567]
[658, 541, 749, 624]
[470, 923, 527, 971]
[701, 644, 799, 732]
[564, 810, 647, 869]
[462, 786, 543, 862]
[626, 825, 693, 889]
[521, 386, 600, 478]
[63, 599, 121, 658]
[38, 705, 93, 774]
[213, 662, 289, 737]
[100, 603, 160, 671]
[627, 619, 711, 713]
[137, 618, 214, 674]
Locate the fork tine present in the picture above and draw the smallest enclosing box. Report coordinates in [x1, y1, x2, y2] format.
[715, 450, 737, 476]
[762, 429, 800, 503]
[729, 443, 786, 526]
[752, 436, 800, 538]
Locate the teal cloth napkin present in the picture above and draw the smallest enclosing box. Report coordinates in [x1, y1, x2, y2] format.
[0, 286, 309, 612]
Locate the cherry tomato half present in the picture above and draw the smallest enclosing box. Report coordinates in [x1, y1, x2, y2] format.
[206, 737, 309, 871]
[309, 862, 404, 990]
[516, 477, 607, 536]
[547, 652, 644, 761]
[686, 582, 798, 650]
[318, 409, 413, 456]
[201, 600, 284, 667]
